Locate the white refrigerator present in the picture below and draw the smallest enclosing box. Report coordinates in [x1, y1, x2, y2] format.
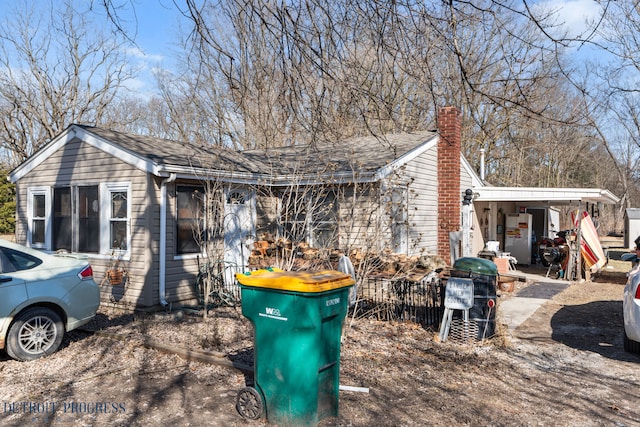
[504, 213, 533, 265]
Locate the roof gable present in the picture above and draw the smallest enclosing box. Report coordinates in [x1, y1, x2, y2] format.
[462, 155, 483, 188]
[9, 125, 255, 182]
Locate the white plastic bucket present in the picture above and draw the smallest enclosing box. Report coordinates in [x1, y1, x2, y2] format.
[486, 241, 500, 252]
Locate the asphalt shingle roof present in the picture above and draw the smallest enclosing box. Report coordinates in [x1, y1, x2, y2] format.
[79, 125, 437, 179]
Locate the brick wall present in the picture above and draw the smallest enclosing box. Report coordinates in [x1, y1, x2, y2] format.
[437, 106, 462, 262]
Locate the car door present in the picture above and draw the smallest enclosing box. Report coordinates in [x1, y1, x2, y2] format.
[0, 251, 28, 337]
[0, 274, 28, 315]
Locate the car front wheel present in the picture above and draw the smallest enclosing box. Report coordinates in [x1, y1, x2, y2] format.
[623, 329, 640, 354]
[6, 307, 65, 361]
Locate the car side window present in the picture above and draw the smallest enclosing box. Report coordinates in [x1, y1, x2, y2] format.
[0, 248, 42, 272]
[0, 250, 13, 273]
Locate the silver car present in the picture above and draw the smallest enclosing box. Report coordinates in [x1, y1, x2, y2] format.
[0, 239, 100, 361]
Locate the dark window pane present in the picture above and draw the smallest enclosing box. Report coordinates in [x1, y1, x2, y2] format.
[176, 186, 204, 254]
[32, 219, 45, 245]
[177, 219, 202, 253]
[78, 186, 99, 253]
[34, 194, 45, 217]
[111, 192, 127, 218]
[53, 188, 71, 251]
[110, 221, 127, 250]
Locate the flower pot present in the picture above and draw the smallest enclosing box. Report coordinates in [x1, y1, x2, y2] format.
[107, 269, 124, 286]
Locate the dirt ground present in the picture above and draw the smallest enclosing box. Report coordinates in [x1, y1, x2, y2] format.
[1, 271, 639, 427]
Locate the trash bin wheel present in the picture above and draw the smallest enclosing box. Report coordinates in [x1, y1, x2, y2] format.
[236, 386, 264, 420]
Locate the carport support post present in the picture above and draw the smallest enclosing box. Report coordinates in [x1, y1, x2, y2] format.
[576, 205, 583, 281]
[462, 189, 473, 257]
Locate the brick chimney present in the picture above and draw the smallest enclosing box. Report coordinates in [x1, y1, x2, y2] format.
[437, 106, 462, 263]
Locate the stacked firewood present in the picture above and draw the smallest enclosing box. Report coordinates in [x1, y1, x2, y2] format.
[248, 237, 447, 277]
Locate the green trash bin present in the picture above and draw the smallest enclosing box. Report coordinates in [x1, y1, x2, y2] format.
[450, 257, 498, 340]
[235, 269, 354, 426]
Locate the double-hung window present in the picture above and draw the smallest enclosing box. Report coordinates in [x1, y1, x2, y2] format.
[27, 188, 50, 249]
[102, 183, 130, 252]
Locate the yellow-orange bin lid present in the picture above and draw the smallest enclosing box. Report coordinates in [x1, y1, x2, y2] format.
[236, 269, 354, 293]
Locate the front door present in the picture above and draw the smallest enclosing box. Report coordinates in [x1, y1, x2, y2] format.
[224, 188, 255, 276]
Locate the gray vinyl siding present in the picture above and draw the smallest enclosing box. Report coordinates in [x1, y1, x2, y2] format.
[255, 191, 279, 239]
[162, 181, 206, 306]
[403, 145, 439, 256]
[460, 161, 473, 191]
[337, 183, 383, 252]
[142, 174, 160, 306]
[14, 139, 154, 307]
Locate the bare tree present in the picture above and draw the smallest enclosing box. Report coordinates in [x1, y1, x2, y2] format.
[557, 1, 640, 227]
[88, 1, 639, 225]
[0, 1, 137, 164]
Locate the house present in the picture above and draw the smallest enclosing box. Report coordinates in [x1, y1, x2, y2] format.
[9, 107, 478, 309]
[8, 105, 620, 309]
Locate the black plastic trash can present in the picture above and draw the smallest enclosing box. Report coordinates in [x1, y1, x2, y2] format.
[450, 257, 498, 340]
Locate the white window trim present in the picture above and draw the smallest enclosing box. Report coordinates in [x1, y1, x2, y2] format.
[100, 182, 132, 257]
[26, 186, 51, 249]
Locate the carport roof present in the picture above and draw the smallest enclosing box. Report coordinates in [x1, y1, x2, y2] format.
[474, 187, 619, 205]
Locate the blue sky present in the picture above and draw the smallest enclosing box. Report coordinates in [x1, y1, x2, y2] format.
[537, 0, 603, 38]
[0, 0, 191, 96]
[119, 0, 188, 57]
[533, 0, 606, 63]
[101, 0, 192, 94]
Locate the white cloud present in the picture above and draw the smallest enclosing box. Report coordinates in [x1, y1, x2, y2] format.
[126, 47, 164, 64]
[533, 0, 604, 39]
